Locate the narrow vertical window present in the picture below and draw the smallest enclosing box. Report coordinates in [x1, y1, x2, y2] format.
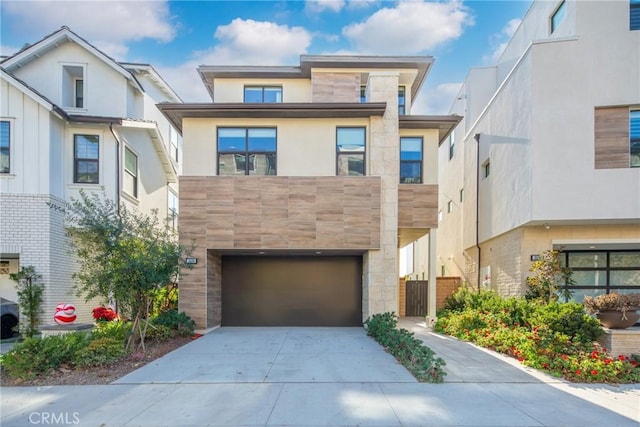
[124, 147, 138, 197]
[170, 126, 181, 162]
[459, 188, 464, 203]
[448, 131, 455, 160]
[551, 1, 566, 34]
[398, 86, 406, 115]
[631, 109, 640, 167]
[447, 200, 453, 213]
[0, 121, 9, 173]
[360, 85, 367, 103]
[168, 189, 179, 230]
[75, 79, 84, 108]
[74, 135, 99, 184]
[400, 136, 423, 183]
[336, 127, 365, 176]
[483, 160, 491, 178]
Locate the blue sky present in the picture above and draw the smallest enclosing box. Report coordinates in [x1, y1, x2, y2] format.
[0, 0, 531, 114]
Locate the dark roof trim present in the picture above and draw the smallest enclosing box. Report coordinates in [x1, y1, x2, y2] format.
[67, 115, 124, 125]
[157, 102, 387, 132]
[400, 115, 463, 145]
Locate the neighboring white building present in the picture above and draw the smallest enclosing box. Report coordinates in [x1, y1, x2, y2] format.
[437, 0, 640, 300]
[0, 27, 182, 324]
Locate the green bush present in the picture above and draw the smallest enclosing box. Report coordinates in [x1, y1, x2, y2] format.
[1, 333, 88, 379]
[145, 324, 175, 342]
[151, 309, 195, 337]
[73, 337, 126, 366]
[90, 320, 131, 343]
[365, 312, 446, 383]
[435, 293, 640, 383]
[527, 301, 603, 345]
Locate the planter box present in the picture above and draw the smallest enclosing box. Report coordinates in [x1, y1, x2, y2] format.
[40, 323, 93, 337]
[598, 326, 640, 357]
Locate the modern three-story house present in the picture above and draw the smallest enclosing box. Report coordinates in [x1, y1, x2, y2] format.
[159, 55, 460, 330]
[0, 27, 182, 324]
[437, 0, 640, 300]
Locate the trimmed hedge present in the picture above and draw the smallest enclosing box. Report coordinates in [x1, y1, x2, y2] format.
[365, 312, 446, 383]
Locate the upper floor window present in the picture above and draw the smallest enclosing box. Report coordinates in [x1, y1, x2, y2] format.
[551, 1, 566, 34]
[448, 131, 455, 160]
[169, 126, 182, 162]
[400, 136, 423, 183]
[168, 189, 179, 230]
[398, 86, 406, 115]
[483, 159, 491, 178]
[124, 147, 138, 197]
[0, 121, 10, 174]
[244, 86, 282, 103]
[74, 134, 99, 184]
[217, 127, 277, 175]
[336, 127, 365, 176]
[631, 0, 640, 30]
[361, 85, 407, 115]
[631, 109, 640, 167]
[62, 64, 85, 109]
[447, 200, 453, 213]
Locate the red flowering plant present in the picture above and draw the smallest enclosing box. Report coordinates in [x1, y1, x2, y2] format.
[92, 306, 118, 322]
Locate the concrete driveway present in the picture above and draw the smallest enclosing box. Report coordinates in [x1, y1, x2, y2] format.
[2, 324, 639, 426]
[115, 327, 416, 384]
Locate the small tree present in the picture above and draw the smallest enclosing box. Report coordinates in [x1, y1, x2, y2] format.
[66, 190, 192, 351]
[526, 250, 574, 303]
[9, 265, 44, 338]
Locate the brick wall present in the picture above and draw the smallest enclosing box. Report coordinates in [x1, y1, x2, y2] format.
[436, 277, 461, 311]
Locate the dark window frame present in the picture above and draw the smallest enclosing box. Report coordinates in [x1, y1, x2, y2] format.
[124, 146, 138, 198]
[630, 109, 640, 168]
[483, 160, 491, 178]
[217, 127, 277, 176]
[631, 0, 640, 30]
[400, 136, 423, 184]
[336, 126, 366, 177]
[75, 78, 84, 108]
[0, 120, 10, 174]
[560, 249, 640, 295]
[73, 134, 99, 184]
[448, 132, 455, 160]
[398, 86, 406, 115]
[243, 86, 283, 103]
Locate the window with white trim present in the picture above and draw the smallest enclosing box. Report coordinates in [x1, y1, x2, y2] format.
[168, 189, 179, 230]
[0, 121, 10, 174]
[124, 147, 138, 197]
[62, 64, 85, 109]
[74, 134, 99, 184]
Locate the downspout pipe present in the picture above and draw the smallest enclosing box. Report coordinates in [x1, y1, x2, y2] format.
[109, 123, 121, 216]
[474, 133, 481, 291]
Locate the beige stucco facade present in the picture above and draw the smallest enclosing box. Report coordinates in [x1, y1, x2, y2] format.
[162, 56, 460, 330]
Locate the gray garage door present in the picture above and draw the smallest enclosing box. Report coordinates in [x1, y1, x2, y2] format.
[221, 255, 362, 326]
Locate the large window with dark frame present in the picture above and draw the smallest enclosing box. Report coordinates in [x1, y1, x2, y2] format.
[336, 127, 365, 176]
[631, 0, 640, 30]
[630, 109, 640, 167]
[0, 120, 9, 174]
[74, 134, 99, 184]
[400, 136, 423, 183]
[559, 250, 640, 302]
[243, 86, 282, 103]
[217, 127, 276, 175]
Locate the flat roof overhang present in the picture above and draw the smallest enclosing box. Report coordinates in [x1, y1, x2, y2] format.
[157, 102, 387, 132]
[400, 115, 463, 145]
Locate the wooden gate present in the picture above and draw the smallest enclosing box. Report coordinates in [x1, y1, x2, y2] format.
[405, 280, 427, 316]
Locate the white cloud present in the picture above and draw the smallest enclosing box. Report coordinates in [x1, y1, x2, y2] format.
[342, 0, 472, 54]
[2, 0, 175, 59]
[483, 18, 521, 65]
[414, 82, 463, 115]
[306, 0, 346, 13]
[159, 19, 312, 102]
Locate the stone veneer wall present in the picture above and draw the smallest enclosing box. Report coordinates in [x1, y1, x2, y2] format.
[363, 72, 400, 320]
[311, 73, 360, 103]
[0, 193, 89, 325]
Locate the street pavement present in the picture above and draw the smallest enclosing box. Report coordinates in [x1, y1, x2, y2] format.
[1, 320, 638, 426]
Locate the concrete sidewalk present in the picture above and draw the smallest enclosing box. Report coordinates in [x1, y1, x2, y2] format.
[2, 324, 639, 426]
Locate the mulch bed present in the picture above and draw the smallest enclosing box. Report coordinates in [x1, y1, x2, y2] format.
[0, 335, 193, 387]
